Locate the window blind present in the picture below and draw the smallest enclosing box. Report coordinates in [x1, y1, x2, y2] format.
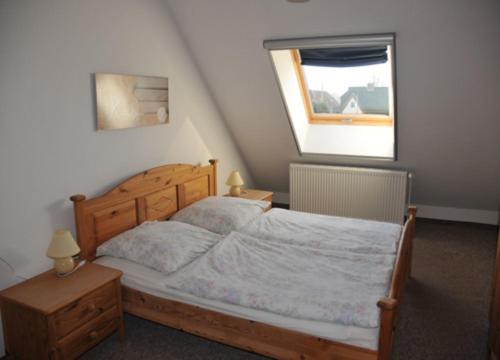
[299, 46, 388, 68]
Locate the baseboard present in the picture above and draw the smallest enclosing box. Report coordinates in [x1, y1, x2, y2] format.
[415, 205, 498, 225]
[270, 192, 499, 225]
[272, 192, 290, 205]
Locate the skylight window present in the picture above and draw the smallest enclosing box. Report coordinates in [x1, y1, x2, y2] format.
[264, 34, 397, 160]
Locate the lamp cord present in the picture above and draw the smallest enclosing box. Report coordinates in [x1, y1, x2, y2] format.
[56, 260, 87, 278]
[0, 256, 15, 274]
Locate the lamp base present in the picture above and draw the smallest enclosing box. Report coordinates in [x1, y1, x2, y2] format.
[54, 257, 75, 275]
[229, 186, 241, 197]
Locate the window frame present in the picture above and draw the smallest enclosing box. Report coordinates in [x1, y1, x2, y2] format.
[290, 49, 393, 126]
[264, 33, 398, 160]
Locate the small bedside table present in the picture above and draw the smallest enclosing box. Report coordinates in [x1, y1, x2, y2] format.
[225, 189, 273, 210]
[0, 262, 123, 360]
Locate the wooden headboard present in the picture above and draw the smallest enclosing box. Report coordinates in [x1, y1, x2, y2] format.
[70, 159, 218, 261]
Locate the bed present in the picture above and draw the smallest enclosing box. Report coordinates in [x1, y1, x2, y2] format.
[70, 159, 416, 360]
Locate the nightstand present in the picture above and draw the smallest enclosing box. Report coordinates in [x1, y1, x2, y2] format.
[225, 189, 273, 210]
[0, 262, 123, 359]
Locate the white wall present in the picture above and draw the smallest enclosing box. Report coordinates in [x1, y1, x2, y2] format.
[167, 0, 500, 213]
[0, 0, 253, 280]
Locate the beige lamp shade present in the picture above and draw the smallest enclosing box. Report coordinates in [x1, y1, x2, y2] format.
[46, 229, 80, 259]
[225, 171, 244, 186]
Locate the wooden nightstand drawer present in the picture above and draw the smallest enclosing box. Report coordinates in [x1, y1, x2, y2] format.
[54, 281, 117, 339]
[261, 194, 272, 203]
[56, 306, 120, 359]
[0, 263, 124, 360]
[224, 189, 273, 209]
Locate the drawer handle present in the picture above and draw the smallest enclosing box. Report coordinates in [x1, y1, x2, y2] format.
[87, 303, 96, 312]
[89, 331, 98, 340]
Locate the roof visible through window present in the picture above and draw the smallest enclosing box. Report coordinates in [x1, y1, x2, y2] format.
[292, 48, 394, 126]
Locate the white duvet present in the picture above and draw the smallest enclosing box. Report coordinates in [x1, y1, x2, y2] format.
[165, 231, 396, 328]
[239, 208, 402, 254]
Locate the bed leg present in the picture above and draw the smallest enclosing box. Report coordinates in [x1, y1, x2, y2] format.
[377, 298, 398, 360]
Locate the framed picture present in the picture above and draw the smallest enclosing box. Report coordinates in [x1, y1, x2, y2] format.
[95, 73, 169, 130]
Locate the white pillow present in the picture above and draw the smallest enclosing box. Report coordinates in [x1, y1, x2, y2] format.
[170, 196, 270, 235]
[96, 221, 223, 275]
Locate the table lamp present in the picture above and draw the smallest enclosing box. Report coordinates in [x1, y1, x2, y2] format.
[46, 229, 81, 275]
[226, 170, 244, 197]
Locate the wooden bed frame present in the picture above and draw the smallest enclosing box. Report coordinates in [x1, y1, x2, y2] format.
[70, 159, 417, 360]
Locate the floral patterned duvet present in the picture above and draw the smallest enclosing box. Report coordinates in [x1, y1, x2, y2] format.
[164, 230, 397, 328]
[239, 208, 402, 254]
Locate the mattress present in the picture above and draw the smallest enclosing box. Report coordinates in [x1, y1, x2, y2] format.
[95, 255, 380, 350]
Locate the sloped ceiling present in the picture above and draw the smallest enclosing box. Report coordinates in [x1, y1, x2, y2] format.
[166, 0, 500, 210]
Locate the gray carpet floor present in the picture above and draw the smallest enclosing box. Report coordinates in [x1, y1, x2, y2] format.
[83, 219, 498, 360]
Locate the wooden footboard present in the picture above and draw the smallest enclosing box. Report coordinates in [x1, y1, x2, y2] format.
[377, 206, 417, 360]
[122, 286, 377, 360]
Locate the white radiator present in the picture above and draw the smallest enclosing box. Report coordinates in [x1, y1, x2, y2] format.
[290, 163, 410, 224]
